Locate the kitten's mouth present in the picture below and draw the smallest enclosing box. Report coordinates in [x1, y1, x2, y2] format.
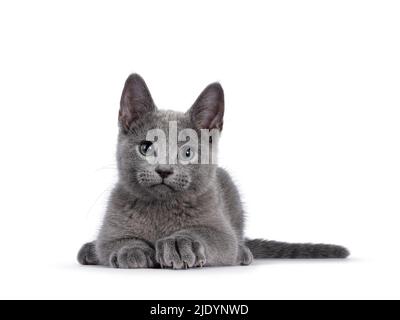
[151, 181, 174, 191]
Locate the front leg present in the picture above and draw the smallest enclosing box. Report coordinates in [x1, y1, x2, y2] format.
[156, 226, 238, 269]
[97, 238, 157, 269]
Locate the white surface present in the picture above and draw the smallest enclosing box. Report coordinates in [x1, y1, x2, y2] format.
[1, 259, 396, 300]
[0, 0, 399, 300]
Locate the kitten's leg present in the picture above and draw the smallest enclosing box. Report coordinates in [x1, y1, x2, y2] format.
[97, 238, 157, 269]
[78, 241, 99, 265]
[156, 227, 239, 269]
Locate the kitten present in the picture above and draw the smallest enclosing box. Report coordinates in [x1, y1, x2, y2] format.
[78, 74, 349, 269]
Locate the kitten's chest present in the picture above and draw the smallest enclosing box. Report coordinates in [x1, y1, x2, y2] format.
[118, 202, 207, 242]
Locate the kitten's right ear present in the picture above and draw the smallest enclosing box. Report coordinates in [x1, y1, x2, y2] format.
[119, 74, 156, 133]
[188, 82, 225, 131]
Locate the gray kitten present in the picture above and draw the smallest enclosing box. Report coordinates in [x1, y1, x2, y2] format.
[78, 74, 349, 269]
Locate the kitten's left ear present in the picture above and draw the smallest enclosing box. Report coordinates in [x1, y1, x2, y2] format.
[188, 82, 225, 131]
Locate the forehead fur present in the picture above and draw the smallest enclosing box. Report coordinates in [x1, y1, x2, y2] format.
[128, 110, 195, 139]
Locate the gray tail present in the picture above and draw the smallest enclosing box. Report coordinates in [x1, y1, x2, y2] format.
[246, 239, 350, 259]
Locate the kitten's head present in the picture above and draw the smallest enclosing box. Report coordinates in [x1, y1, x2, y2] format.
[116, 74, 224, 200]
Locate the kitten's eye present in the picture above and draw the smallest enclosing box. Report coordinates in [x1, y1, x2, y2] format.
[179, 146, 195, 161]
[139, 141, 154, 156]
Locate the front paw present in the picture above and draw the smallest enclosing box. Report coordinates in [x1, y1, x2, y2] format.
[156, 236, 206, 270]
[109, 245, 157, 269]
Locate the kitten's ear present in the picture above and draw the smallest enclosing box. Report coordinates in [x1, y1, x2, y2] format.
[119, 74, 156, 132]
[188, 82, 225, 131]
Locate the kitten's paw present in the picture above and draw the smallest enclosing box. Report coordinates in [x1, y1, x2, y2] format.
[156, 236, 206, 270]
[77, 242, 99, 265]
[239, 245, 253, 266]
[109, 246, 157, 269]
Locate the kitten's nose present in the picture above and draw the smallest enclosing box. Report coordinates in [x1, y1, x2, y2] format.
[156, 167, 173, 179]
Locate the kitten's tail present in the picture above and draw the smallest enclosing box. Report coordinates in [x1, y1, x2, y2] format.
[245, 239, 350, 259]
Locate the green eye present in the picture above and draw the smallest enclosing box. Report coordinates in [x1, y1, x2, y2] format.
[139, 141, 154, 156]
[180, 146, 195, 161]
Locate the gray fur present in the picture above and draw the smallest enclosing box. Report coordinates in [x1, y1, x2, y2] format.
[246, 239, 350, 259]
[78, 74, 349, 269]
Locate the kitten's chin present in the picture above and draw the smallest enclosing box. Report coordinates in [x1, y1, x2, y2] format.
[151, 183, 175, 193]
[125, 179, 192, 200]
[137, 182, 179, 199]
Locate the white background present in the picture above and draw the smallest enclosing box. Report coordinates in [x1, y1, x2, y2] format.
[0, 0, 399, 300]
